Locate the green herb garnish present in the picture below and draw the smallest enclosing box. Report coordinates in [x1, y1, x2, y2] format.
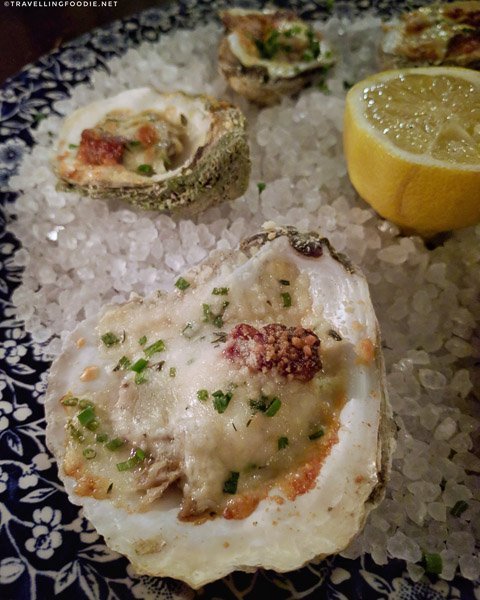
[137, 164, 154, 176]
[77, 406, 96, 427]
[255, 29, 280, 59]
[169, 367, 176, 378]
[68, 143, 78, 149]
[127, 140, 142, 148]
[423, 552, 442, 575]
[105, 438, 125, 451]
[223, 471, 240, 494]
[117, 448, 146, 471]
[175, 277, 190, 291]
[33, 113, 47, 122]
[203, 301, 229, 328]
[265, 397, 281, 417]
[144, 339, 165, 358]
[138, 335, 147, 346]
[180, 113, 188, 126]
[135, 371, 148, 385]
[113, 356, 131, 372]
[281, 292, 292, 308]
[96, 433, 108, 443]
[328, 329, 342, 341]
[278, 436, 289, 450]
[131, 358, 149, 373]
[309, 428, 324, 440]
[61, 395, 78, 407]
[450, 500, 469, 517]
[83, 447, 96, 459]
[212, 389, 233, 414]
[78, 399, 93, 409]
[212, 287, 229, 296]
[85, 419, 100, 431]
[101, 332, 121, 347]
[257, 182, 266, 194]
[197, 389, 209, 401]
[68, 422, 85, 443]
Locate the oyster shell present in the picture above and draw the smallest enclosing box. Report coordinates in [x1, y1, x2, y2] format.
[380, 1, 480, 70]
[54, 88, 251, 216]
[45, 225, 393, 589]
[218, 9, 335, 105]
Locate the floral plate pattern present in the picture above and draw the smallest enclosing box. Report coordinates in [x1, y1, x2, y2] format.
[0, 1, 477, 598]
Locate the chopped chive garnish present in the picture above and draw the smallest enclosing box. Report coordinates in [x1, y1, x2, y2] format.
[212, 287, 229, 295]
[265, 397, 281, 417]
[309, 429, 324, 440]
[68, 143, 78, 149]
[250, 395, 281, 416]
[116, 448, 146, 471]
[86, 419, 100, 431]
[68, 422, 85, 443]
[138, 335, 147, 346]
[33, 113, 46, 122]
[450, 500, 469, 517]
[423, 553, 442, 575]
[211, 331, 227, 345]
[116, 459, 134, 472]
[212, 390, 233, 414]
[279, 279, 290, 286]
[175, 277, 190, 290]
[180, 113, 188, 126]
[135, 371, 147, 385]
[77, 406, 96, 427]
[202, 304, 212, 322]
[328, 329, 342, 341]
[96, 433, 108, 443]
[134, 448, 146, 461]
[223, 471, 239, 494]
[281, 292, 292, 308]
[61, 395, 78, 407]
[131, 358, 149, 373]
[169, 367, 176, 377]
[278, 436, 289, 450]
[246, 418, 252, 427]
[113, 356, 131, 372]
[127, 140, 142, 147]
[83, 448, 96, 459]
[197, 389, 209, 401]
[137, 164, 154, 176]
[101, 332, 121, 347]
[257, 182, 266, 194]
[105, 438, 125, 451]
[107, 482, 113, 493]
[78, 399, 93, 409]
[144, 339, 165, 358]
[317, 81, 331, 94]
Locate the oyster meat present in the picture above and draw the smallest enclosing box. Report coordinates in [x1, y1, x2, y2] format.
[54, 88, 251, 216]
[45, 225, 393, 588]
[380, 1, 480, 70]
[218, 9, 335, 105]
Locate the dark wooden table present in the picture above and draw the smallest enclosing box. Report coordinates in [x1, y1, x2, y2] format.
[0, 0, 169, 84]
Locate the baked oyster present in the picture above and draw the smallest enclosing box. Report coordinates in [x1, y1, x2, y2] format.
[54, 88, 250, 216]
[380, 1, 480, 70]
[45, 225, 393, 588]
[218, 8, 335, 105]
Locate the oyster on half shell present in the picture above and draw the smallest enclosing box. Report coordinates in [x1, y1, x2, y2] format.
[54, 88, 250, 216]
[45, 225, 393, 589]
[218, 8, 335, 105]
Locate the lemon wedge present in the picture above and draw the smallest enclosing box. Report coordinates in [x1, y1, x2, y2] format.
[343, 67, 480, 236]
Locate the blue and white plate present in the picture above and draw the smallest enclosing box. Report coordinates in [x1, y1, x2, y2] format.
[0, 1, 477, 598]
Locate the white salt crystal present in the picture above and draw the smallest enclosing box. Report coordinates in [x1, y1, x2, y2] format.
[434, 417, 457, 441]
[419, 369, 447, 390]
[459, 554, 480, 580]
[427, 502, 446, 522]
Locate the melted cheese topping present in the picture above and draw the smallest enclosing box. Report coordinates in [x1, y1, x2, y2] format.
[61, 241, 354, 520]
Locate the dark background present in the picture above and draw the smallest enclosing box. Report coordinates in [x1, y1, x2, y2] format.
[0, 0, 170, 84]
